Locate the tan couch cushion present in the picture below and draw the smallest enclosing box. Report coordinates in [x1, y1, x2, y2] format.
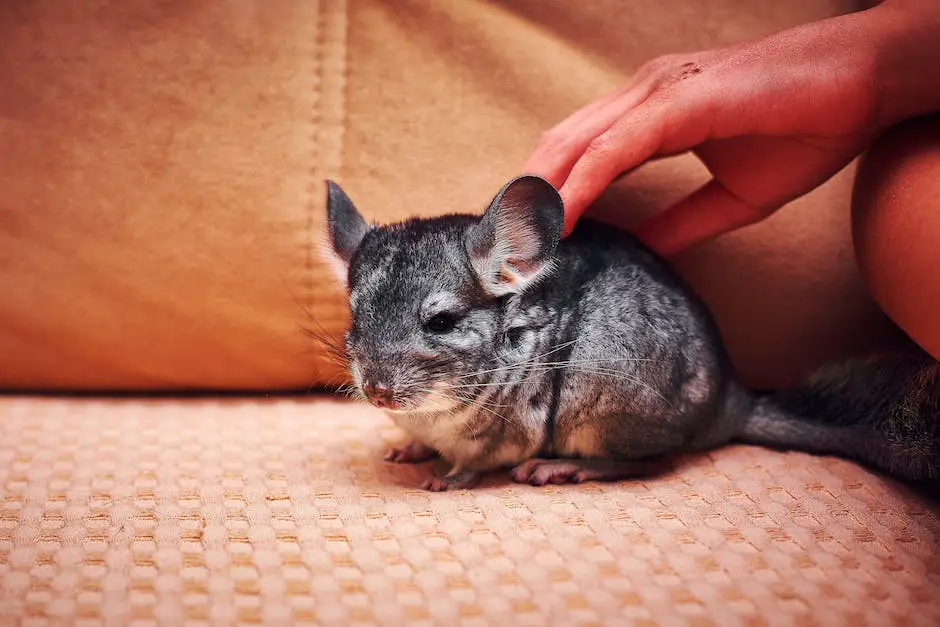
[1, 396, 938, 624]
[0, 1, 333, 390]
[0, 0, 904, 391]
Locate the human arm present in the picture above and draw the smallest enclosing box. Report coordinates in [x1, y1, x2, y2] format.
[522, 0, 940, 256]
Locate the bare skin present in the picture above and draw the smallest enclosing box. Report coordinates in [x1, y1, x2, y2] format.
[853, 114, 940, 361]
[523, 0, 940, 273]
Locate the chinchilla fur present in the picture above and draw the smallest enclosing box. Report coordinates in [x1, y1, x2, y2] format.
[320, 175, 940, 493]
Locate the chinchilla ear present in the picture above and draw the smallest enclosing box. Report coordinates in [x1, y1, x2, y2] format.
[465, 174, 564, 296]
[322, 179, 370, 285]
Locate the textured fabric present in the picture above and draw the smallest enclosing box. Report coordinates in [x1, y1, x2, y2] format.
[1, 396, 939, 625]
[0, 0, 908, 393]
[0, 0, 344, 390]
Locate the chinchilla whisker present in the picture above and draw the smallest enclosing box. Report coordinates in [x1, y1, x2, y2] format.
[432, 385, 512, 410]
[447, 359, 546, 383]
[564, 366, 674, 407]
[474, 405, 512, 427]
[478, 394, 514, 415]
[445, 360, 671, 407]
[439, 360, 666, 397]
[475, 398, 511, 409]
[459, 390, 512, 411]
[404, 389, 477, 418]
[539, 357, 652, 366]
[439, 380, 523, 391]
[449, 392, 511, 426]
[528, 338, 580, 360]
[438, 359, 599, 391]
[488, 339, 587, 374]
[498, 339, 579, 367]
[421, 384, 510, 422]
[522, 361, 640, 378]
[450, 339, 580, 382]
[301, 327, 350, 365]
[311, 372, 350, 395]
[447, 356, 535, 383]
[285, 280, 350, 366]
[448, 361, 524, 382]
[336, 383, 359, 398]
[440, 365, 576, 390]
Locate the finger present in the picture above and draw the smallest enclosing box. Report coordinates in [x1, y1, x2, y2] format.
[557, 101, 666, 235]
[527, 61, 661, 163]
[633, 179, 770, 257]
[522, 94, 621, 186]
[545, 86, 624, 139]
[536, 63, 659, 142]
[523, 76, 659, 188]
[524, 86, 656, 186]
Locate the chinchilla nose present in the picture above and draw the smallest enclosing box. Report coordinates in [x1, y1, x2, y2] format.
[362, 382, 397, 409]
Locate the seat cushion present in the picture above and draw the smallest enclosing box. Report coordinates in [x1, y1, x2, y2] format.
[1, 396, 938, 624]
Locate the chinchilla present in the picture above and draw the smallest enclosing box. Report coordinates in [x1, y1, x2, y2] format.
[320, 174, 940, 493]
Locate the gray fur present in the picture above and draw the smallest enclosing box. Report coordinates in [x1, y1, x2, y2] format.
[743, 348, 940, 489]
[323, 175, 940, 493]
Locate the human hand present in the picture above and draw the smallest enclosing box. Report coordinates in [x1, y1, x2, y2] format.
[524, 9, 891, 256]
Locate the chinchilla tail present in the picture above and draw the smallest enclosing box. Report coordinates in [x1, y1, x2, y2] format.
[737, 347, 940, 487]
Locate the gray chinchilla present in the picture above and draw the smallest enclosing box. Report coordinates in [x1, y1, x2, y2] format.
[321, 175, 940, 493]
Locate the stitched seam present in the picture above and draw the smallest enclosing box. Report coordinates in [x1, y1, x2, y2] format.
[306, 0, 349, 386]
[305, 1, 324, 316]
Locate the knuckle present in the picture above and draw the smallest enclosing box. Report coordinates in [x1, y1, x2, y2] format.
[645, 52, 710, 91]
[585, 132, 616, 159]
[645, 53, 679, 74]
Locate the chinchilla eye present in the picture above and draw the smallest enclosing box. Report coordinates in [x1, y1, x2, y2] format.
[426, 312, 459, 334]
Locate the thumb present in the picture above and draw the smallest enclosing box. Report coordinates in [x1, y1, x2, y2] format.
[634, 179, 768, 257]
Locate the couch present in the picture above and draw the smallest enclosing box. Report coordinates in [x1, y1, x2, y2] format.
[2, 1, 938, 625]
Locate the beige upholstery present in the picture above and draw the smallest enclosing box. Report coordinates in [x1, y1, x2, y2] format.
[1, 396, 939, 625]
